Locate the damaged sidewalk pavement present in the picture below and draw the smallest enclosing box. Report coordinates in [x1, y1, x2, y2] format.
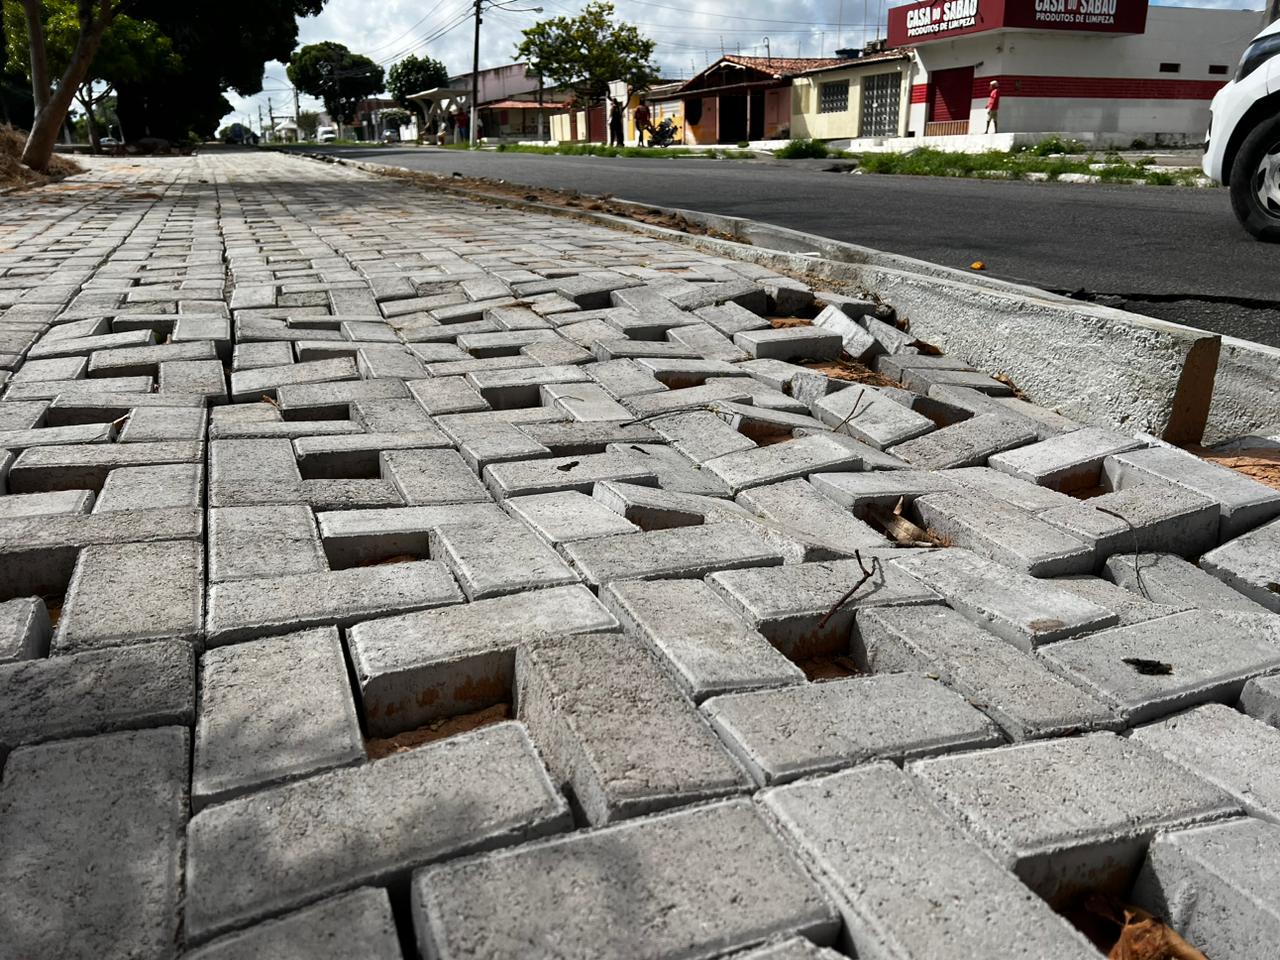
[1, 150, 1280, 960]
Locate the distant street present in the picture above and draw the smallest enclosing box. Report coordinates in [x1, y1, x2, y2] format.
[298, 145, 1280, 346]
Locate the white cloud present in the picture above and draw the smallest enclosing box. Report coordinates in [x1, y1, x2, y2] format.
[221, 0, 1267, 129]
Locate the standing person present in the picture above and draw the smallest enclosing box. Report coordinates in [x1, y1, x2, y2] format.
[984, 81, 1000, 134]
[608, 97, 625, 147]
[633, 100, 651, 146]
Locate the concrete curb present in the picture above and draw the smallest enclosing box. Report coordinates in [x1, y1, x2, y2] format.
[302, 151, 1278, 444]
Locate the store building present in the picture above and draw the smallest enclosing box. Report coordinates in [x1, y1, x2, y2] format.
[887, 0, 1266, 142]
[790, 49, 915, 141]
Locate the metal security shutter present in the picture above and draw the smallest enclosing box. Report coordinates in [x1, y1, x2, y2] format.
[859, 73, 901, 137]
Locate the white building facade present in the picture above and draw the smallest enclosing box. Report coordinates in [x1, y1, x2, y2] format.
[888, 0, 1267, 143]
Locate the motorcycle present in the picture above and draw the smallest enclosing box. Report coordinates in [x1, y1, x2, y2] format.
[646, 117, 681, 148]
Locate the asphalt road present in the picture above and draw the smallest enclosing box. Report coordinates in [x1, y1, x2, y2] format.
[298, 146, 1280, 345]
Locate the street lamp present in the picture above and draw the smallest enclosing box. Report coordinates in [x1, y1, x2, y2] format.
[471, 0, 543, 146]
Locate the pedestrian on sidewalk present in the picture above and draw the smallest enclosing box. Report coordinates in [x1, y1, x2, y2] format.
[608, 97, 625, 147]
[984, 81, 1000, 134]
[634, 100, 651, 146]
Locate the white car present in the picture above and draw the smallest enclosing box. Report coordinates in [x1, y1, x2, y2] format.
[1204, 18, 1280, 241]
[316, 126, 338, 143]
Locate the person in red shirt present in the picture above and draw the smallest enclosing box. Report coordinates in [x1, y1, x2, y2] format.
[634, 101, 651, 146]
[984, 80, 1000, 134]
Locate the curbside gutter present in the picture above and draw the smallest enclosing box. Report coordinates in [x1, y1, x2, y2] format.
[305, 151, 1278, 444]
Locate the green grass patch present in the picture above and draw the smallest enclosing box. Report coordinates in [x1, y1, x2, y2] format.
[774, 138, 831, 160]
[847, 145, 1206, 187]
[493, 143, 753, 160]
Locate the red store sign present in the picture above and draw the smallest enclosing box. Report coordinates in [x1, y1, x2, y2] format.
[887, 0, 1149, 47]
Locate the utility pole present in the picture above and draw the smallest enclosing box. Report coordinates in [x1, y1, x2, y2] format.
[471, 0, 482, 146]
[293, 85, 300, 121]
[257, 104, 264, 138]
[763, 37, 771, 66]
[268, 98, 275, 142]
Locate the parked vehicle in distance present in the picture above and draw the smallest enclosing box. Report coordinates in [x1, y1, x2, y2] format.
[1204, 18, 1280, 241]
[381, 129, 400, 143]
[99, 136, 120, 146]
[317, 126, 338, 143]
[647, 117, 681, 148]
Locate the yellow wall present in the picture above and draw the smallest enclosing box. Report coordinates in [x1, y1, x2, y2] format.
[791, 64, 912, 140]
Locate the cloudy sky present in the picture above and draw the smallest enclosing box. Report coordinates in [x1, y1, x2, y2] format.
[223, 0, 1267, 131]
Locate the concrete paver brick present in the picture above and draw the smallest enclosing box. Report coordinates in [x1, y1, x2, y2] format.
[812, 386, 935, 450]
[53, 539, 204, 653]
[563, 523, 785, 586]
[1129, 703, 1280, 822]
[348, 584, 617, 735]
[1104, 550, 1272, 614]
[761, 763, 1103, 960]
[0, 596, 51, 663]
[702, 433, 866, 494]
[0, 640, 194, 757]
[1132, 817, 1280, 960]
[0, 728, 189, 960]
[989, 426, 1146, 492]
[891, 548, 1117, 650]
[413, 799, 839, 960]
[185, 722, 570, 943]
[911, 733, 1238, 902]
[183, 888, 403, 960]
[503, 490, 639, 544]
[208, 505, 325, 583]
[855, 605, 1120, 740]
[193, 627, 363, 811]
[484, 450, 657, 499]
[428, 518, 580, 599]
[704, 673, 1002, 785]
[886, 414, 1038, 470]
[517, 632, 752, 824]
[1198, 515, 1280, 613]
[1240, 674, 1280, 728]
[1048, 573, 1191, 627]
[1038, 610, 1280, 723]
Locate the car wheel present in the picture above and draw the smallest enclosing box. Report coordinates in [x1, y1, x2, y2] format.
[1229, 113, 1280, 242]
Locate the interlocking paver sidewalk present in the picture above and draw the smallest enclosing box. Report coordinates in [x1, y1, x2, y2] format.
[1, 150, 1278, 959]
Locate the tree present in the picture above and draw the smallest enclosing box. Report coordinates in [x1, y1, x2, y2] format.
[16, 0, 127, 171]
[387, 53, 448, 113]
[515, 1, 658, 105]
[296, 109, 319, 141]
[380, 107, 410, 128]
[287, 41, 384, 134]
[18, 3, 178, 150]
[115, 0, 326, 143]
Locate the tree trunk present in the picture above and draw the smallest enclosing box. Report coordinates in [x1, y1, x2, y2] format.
[79, 88, 100, 151]
[19, 0, 51, 115]
[1269, 0, 1279, 25]
[21, 3, 115, 172]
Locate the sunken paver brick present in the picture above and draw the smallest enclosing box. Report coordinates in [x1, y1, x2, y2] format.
[1036, 610, 1280, 724]
[855, 605, 1120, 740]
[0, 728, 189, 960]
[707, 556, 939, 658]
[562, 523, 786, 586]
[1132, 818, 1280, 960]
[808, 468, 958, 516]
[0, 641, 194, 758]
[483, 450, 658, 499]
[53, 539, 204, 653]
[601, 577, 805, 701]
[381, 448, 493, 505]
[1103, 445, 1280, 541]
[413, 798, 839, 960]
[1038, 483, 1219, 561]
[0, 596, 51, 663]
[886, 414, 1038, 470]
[1198, 515, 1280, 614]
[183, 887, 403, 960]
[704, 673, 1002, 785]
[1129, 703, 1280, 823]
[701, 434, 867, 494]
[184, 722, 571, 943]
[502, 490, 640, 544]
[649, 410, 757, 463]
[761, 763, 1103, 960]
[0, 488, 94, 519]
[347, 584, 617, 736]
[428, 519, 580, 599]
[890, 549, 1117, 650]
[909, 733, 1238, 902]
[193, 627, 364, 812]
[736, 479, 888, 552]
[1104, 551, 1273, 614]
[989, 426, 1145, 492]
[517, 632, 753, 825]
[205, 560, 463, 646]
[7, 440, 203, 493]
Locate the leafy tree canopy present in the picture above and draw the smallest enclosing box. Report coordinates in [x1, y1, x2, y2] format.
[386, 53, 448, 109]
[515, 1, 658, 104]
[287, 41, 384, 126]
[296, 108, 320, 139]
[380, 107, 410, 128]
[114, 0, 327, 142]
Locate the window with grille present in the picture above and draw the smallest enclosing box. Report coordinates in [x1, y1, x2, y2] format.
[819, 80, 850, 114]
[860, 73, 901, 137]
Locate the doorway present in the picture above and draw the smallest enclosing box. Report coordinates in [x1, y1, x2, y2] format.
[928, 66, 975, 123]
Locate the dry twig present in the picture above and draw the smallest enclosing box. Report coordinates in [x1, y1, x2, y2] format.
[816, 549, 881, 630]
